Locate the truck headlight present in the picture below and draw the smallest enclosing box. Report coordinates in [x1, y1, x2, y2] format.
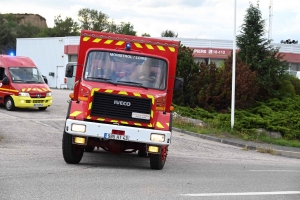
[18, 92, 30, 97]
[71, 124, 86, 133]
[150, 133, 165, 142]
[46, 92, 52, 97]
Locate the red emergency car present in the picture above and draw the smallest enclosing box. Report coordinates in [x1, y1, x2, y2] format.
[0, 55, 52, 111]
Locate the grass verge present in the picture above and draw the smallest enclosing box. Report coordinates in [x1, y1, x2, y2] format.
[173, 111, 300, 148]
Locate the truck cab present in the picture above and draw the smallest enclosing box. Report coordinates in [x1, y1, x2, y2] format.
[62, 30, 183, 170]
[0, 55, 52, 111]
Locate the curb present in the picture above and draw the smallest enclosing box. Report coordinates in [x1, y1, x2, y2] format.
[173, 127, 300, 159]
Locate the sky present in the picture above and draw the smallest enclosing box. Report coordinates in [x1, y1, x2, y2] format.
[1, 0, 299, 43]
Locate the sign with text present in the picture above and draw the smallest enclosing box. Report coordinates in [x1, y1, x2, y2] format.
[192, 48, 231, 58]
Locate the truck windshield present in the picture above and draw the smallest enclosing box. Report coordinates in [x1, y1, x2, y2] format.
[9, 67, 45, 83]
[84, 51, 167, 90]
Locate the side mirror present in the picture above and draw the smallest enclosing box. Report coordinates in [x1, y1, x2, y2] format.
[174, 77, 183, 90]
[2, 77, 9, 85]
[42, 75, 48, 84]
[65, 63, 74, 78]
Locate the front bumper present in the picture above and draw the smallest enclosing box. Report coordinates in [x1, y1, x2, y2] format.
[65, 119, 171, 145]
[11, 96, 52, 108]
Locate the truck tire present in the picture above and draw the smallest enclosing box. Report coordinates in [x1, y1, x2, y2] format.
[38, 107, 47, 110]
[85, 146, 95, 152]
[149, 146, 168, 170]
[5, 97, 15, 111]
[62, 131, 84, 164]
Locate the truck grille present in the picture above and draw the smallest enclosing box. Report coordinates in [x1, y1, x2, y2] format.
[33, 100, 44, 103]
[91, 92, 152, 122]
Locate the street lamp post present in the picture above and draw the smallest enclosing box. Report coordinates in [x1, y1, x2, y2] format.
[231, 0, 237, 129]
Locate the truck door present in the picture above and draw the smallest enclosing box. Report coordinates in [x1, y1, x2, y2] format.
[56, 65, 65, 89]
[0, 67, 9, 104]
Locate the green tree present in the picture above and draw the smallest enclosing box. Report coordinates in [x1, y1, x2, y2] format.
[0, 14, 17, 54]
[288, 75, 300, 96]
[115, 22, 136, 36]
[106, 20, 117, 33]
[52, 15, 80, 37]
[161, 30, 178, 37]
[196, 56, 258, 112]
[16, 23, 41, 38]
[78, 8, 109, 31]
[141, 33, 151, 37]
[38, 15, 79, 37]
[236, 1, 288, 100]
[173, 45, 201, 107]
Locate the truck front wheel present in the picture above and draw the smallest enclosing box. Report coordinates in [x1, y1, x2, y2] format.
[149, 146, 168, 170]
[62, 131, 84, 164]
[5, 97, 15, 111]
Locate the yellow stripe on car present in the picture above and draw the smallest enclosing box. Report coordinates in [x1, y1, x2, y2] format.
[147, 95, 154, 104]
[134, 43, 143, 48]
[133, 93, 141, 97]
[93, 38, 101, 43]
[116, 41, 125, 46]
[168, 47, 175, 52]
[157, 46, 165, 51]
[70, 111, 81, 117]
[82, 36, 176, 53]
[104, 39, 113, 44]
[83, 37, 90, 41]
[0, 88, 19, 93]
[118, 91, 128, 95]
[146, 44, 154, 50]
[156, 122, 164, 129]
[105, 89, 113, 93]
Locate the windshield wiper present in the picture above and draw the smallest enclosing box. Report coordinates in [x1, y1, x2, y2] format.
[117, 81, 148, 90]
[25, 80, 39, 83]
[86, 77, 117, 86]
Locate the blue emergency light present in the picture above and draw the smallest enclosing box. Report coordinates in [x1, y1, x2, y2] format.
[10, 52, 14, 56]
[125, 42, 131, 51]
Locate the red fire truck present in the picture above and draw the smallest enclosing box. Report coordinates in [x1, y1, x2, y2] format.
[62, 30, 183, 170]
[0, 55, 52, 111]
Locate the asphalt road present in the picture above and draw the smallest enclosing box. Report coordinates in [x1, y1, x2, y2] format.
[0, 89, 300, 200]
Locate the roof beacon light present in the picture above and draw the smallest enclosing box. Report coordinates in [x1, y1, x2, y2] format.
[10, 52, 14, 56]
[125, 42, 131, 51]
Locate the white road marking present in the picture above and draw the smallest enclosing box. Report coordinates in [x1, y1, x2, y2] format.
[181, 191, 300, 197]
[250, 170, 300, 172]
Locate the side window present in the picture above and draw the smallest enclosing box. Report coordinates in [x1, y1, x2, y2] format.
[0, 67, 5, 81]
[32, 68, 38, 76]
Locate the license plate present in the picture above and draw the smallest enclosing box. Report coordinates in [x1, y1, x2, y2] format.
[104, 133, 130, 141]
[34, 104, 43, 107]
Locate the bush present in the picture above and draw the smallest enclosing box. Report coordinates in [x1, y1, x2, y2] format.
[174, 97, 300, 140]
[278, 79, 295, 98]
[288, 75, 300, 96]
[197, 55, 258, 111]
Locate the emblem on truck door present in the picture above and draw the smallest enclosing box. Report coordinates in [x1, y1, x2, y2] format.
[114, 100, 131, 106]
